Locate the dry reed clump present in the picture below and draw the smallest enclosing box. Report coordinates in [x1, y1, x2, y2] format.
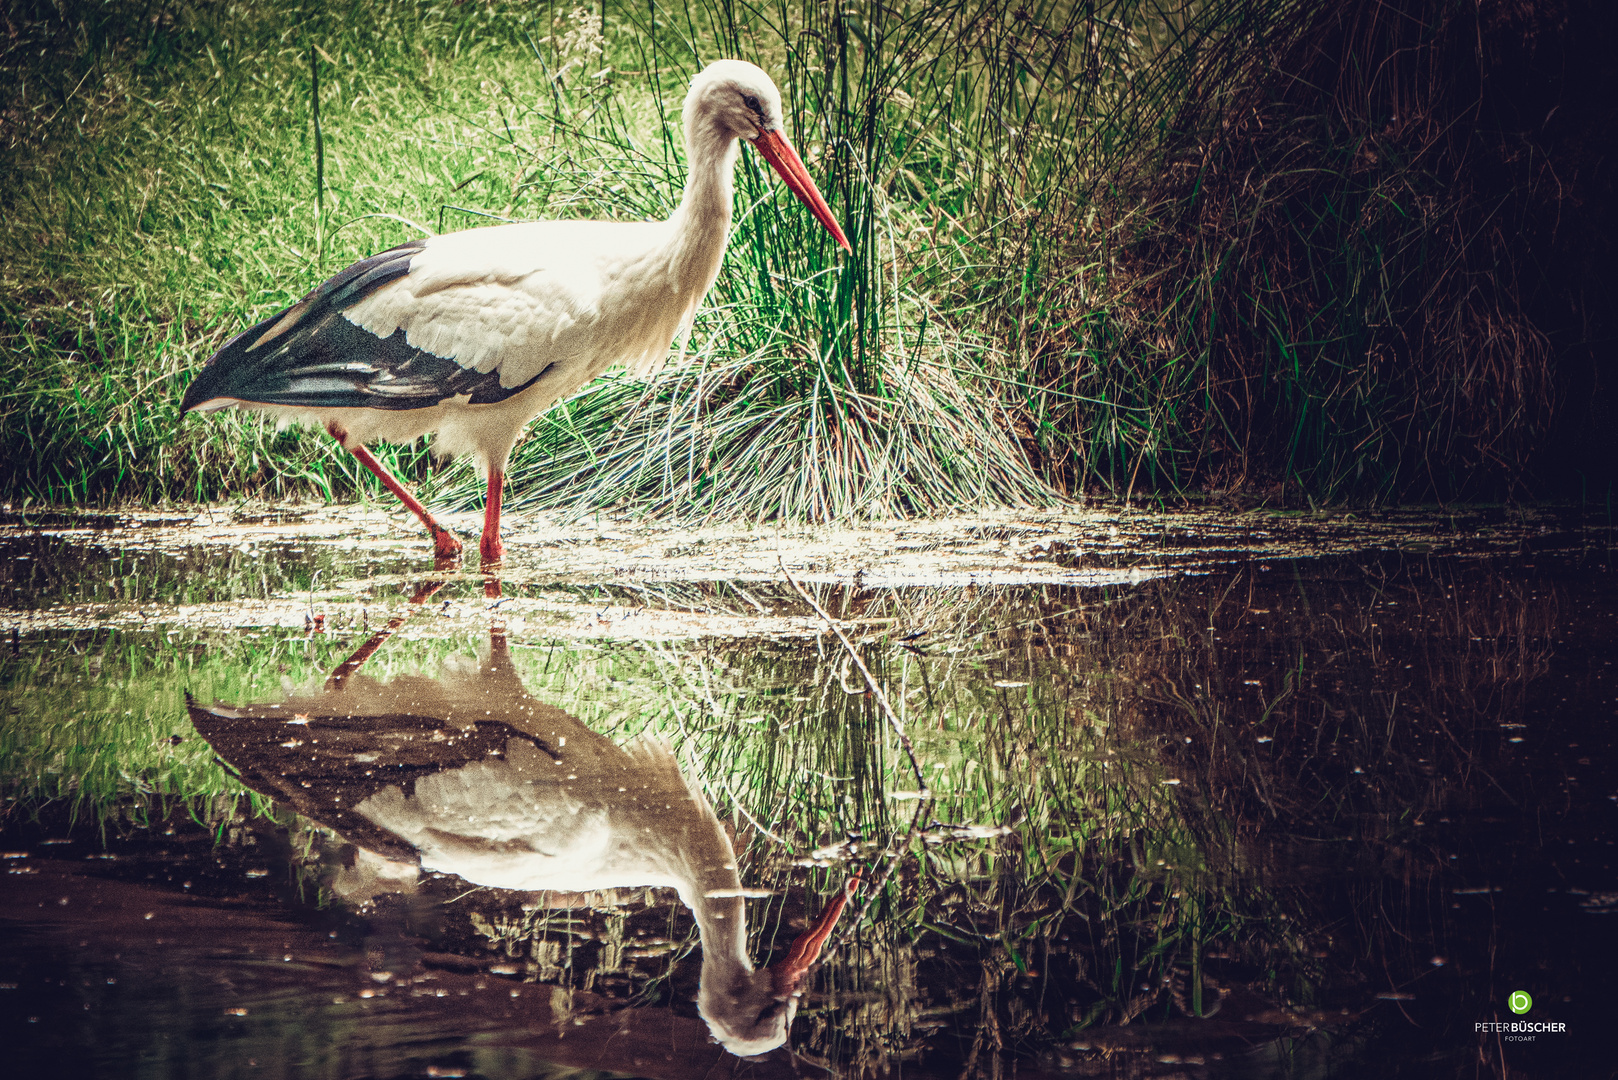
[1008, 0, 1606, 502]
[481, 333, 1052, 523]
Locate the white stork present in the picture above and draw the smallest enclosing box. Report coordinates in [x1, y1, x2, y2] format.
[181, 59, 850, 564]
[187, 627, 860, 1057]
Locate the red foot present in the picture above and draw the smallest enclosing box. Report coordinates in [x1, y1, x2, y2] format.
[432, 527, 464, 561]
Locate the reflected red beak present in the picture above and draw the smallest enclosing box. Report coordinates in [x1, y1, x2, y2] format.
[751, 129, 852, 253]
[767, 873, 861, 998]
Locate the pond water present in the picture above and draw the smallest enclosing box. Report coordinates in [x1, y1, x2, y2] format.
[2, 506, 1613, 1078]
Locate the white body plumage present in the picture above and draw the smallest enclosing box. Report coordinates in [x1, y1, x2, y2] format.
[182, 59, 847, 564]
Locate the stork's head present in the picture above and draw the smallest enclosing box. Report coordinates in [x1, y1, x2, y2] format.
[696, 873, 861, 1058]
[686, 59, 852, 251]
[686, 59, 786, 142]
[698, 965, 799, 1059]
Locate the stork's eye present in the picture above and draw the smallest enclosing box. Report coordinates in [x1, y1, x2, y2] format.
[741, 93, 763, 115]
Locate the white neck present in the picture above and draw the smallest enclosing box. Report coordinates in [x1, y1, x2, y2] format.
[693, 892, 753, 980]
[665, 111, 742, 293]
[670, 825, 753, 975]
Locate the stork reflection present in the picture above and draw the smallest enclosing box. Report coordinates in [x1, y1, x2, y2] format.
[187, 580, 854, 1058]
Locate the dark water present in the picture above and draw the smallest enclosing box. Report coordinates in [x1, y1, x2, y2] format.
[3, 544, 1615, 1079]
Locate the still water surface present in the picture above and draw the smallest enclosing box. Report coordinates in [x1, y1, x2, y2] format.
[2, 518, 1614, 1078]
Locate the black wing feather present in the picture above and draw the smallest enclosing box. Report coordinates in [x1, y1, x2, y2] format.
[186, 697, 559, 862]
[181, 238, 546, 413]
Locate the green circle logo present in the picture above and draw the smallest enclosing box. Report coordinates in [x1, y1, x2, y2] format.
[1508, 991, 1532, 1015]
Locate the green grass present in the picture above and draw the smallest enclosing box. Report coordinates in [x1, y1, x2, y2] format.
[0, 0, 1062, 518]
[1, 0, 1592, 513]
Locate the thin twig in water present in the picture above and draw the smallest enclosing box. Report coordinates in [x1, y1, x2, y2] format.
[719, 775, 795, 849]
[777, 557, 929, 796]
[831, 794, 932, 951]
[778, 556, 933, 948]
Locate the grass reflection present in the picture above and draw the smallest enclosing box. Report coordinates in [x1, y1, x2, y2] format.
[0, 555, 1601, 1076]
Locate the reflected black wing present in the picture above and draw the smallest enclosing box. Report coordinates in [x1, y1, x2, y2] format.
[187, 697, 558, 860]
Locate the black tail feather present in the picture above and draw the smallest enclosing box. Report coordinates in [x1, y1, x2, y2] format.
[180, 238, 544, 414]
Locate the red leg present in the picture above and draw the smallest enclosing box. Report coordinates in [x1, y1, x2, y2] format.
[480, 467, 505, 565]
[325, 579, 446, 689]
[328, 423, 461, 560]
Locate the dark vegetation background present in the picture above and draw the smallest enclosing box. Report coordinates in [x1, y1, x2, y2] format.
[1, 0, 1613, 516]
[1135, 0, 1618, 502]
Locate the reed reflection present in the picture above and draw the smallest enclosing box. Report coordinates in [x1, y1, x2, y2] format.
[186, 579, 854, 1058]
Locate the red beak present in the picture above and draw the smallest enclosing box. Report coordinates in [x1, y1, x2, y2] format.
[767, 873, 861, 998]
[751, 129, 852, 253]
